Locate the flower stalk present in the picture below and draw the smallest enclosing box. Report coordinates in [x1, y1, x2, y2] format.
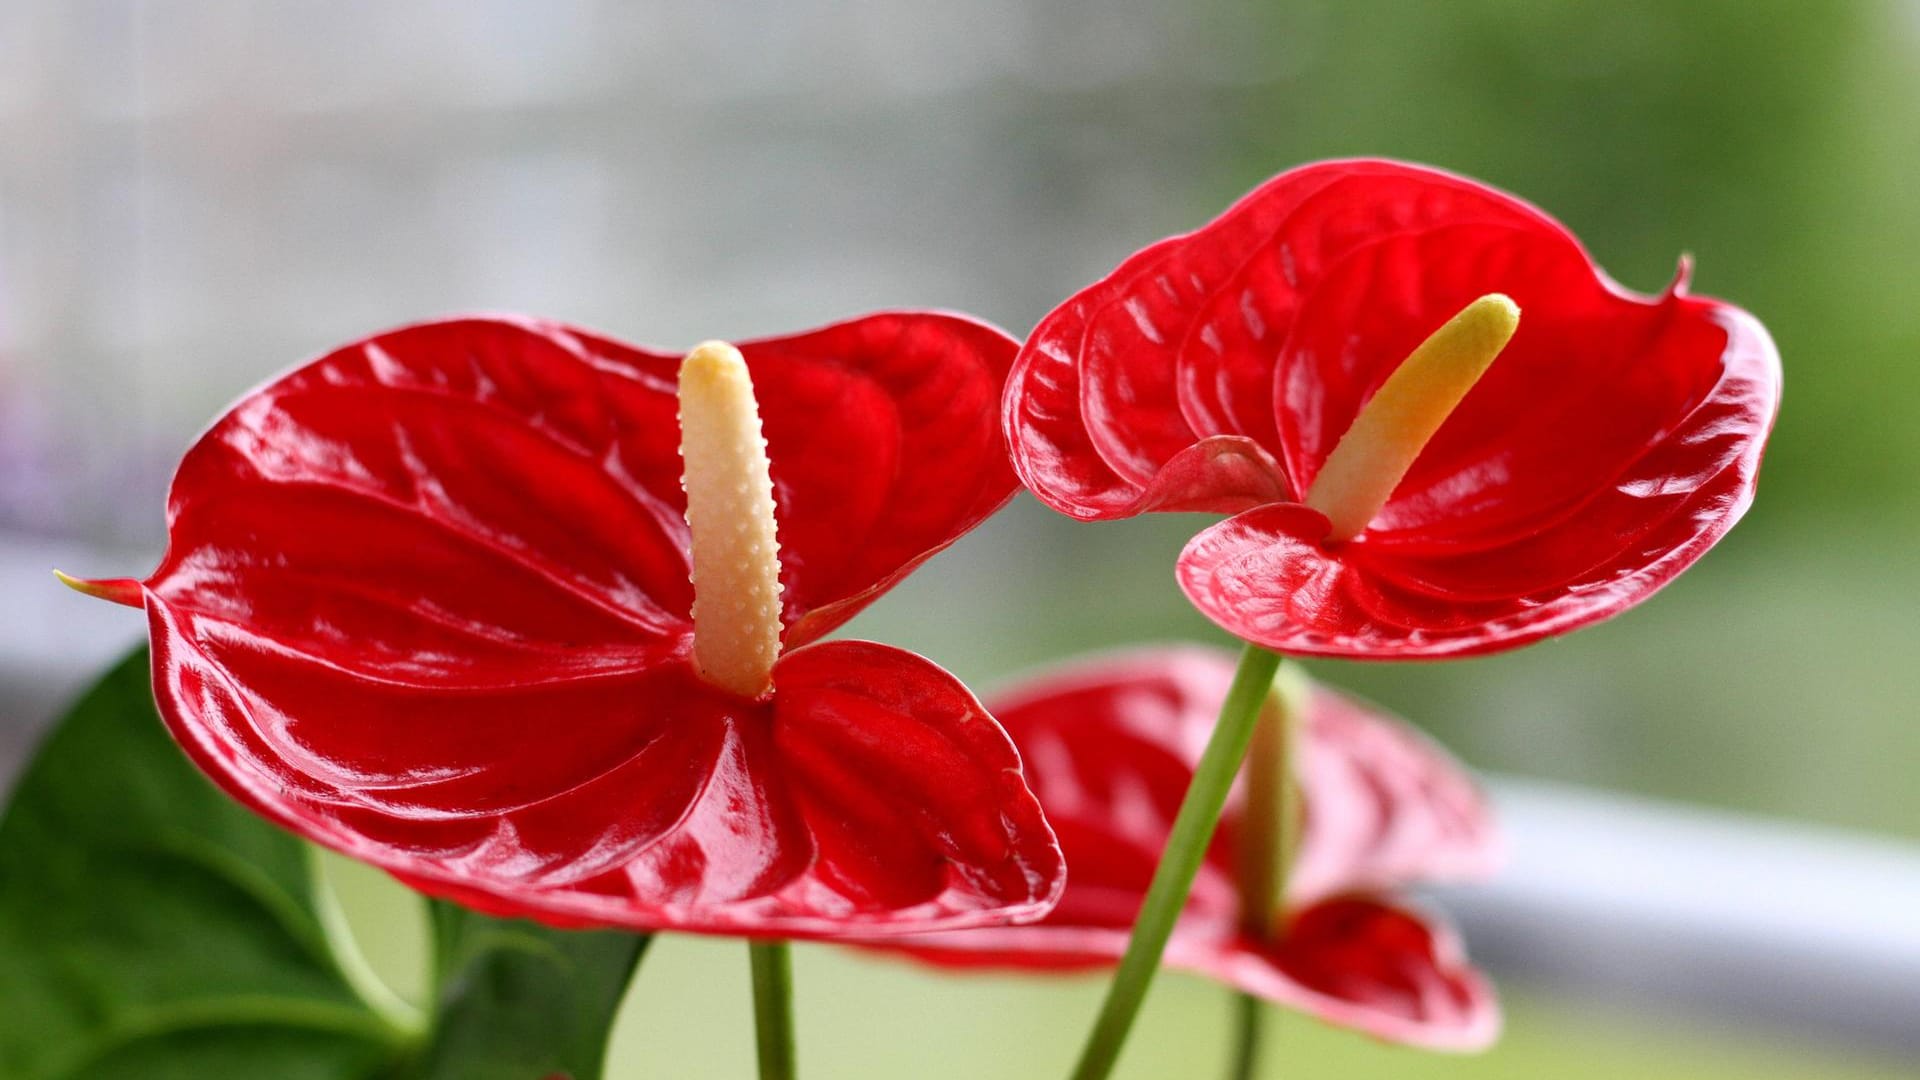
[750, 940, 797, 1080]
[1069, 643, 1283, 1080]
[1225, 668, 1306, 1079]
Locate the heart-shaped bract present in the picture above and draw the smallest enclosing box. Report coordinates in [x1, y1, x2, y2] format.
[867, 648, 1501, 1050]
[1005, 159, 1781, 657]
[72, 313, 1065, 938]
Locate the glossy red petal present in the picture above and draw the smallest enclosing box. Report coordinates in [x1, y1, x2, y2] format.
[1179, 303, 1776, 657]
[148, 314, 1017, 663]
[116, 312, 1048, 936]
[861, 648, 1496, 1045]
[1006, 160, 1557, 519]
[770, 640, 1065, 924]
[1289, 682, 1500, 902]
[149, 600, 1061, 935]
[1275, 226, 1745, 550]
[1189, 897, 1501, 1051]
[716, 312, 1023, 646]
[875, 894, 1496, 1049]
[980, 648, 1495, 900]
[148, 589, 747, 888]
[154, 318, 698, 667]
[1007, 159, 1779, 657]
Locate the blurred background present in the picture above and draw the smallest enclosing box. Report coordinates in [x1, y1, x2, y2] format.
[3, 1, 1917, 1077]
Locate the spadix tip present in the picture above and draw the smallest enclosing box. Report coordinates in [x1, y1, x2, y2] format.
[1303, 292, 1522, 542]
[1451, 293, 1520, 356]
[681, 340, 748, 378]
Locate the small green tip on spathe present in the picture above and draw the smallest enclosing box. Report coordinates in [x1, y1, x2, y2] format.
[53, 570, 144, 608]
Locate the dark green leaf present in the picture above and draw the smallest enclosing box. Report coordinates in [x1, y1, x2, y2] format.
[402, 900, 647, 1080]
[1, 649, 652, 1080]
[0, 649, 412, 1079]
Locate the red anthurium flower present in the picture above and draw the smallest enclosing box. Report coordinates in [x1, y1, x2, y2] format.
[866, 647, 1501, 1050]
[60, 313, 1066, 939]
[1006, 159, 1781, 657]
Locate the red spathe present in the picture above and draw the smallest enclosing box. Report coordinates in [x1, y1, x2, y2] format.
[867, 647, 1502, 1051]
[1005, 159, 1781, 657]
[110, 313, 1065, 938]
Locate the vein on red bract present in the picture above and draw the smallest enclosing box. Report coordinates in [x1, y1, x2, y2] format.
[108, 312, 1066, 938]
[861, 647, 1502, 1050]
[1005, 159, 1781, 657]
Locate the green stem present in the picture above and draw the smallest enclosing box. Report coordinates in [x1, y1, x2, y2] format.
[1236, 694, 1290, 940]
[750, 940, 797, 1080]
[1273, 667, 1306, 920]
[1224, 672, 1306, 1080]
[1226, 991, 1263, 1080]
[1069, 644, 1284, 1080]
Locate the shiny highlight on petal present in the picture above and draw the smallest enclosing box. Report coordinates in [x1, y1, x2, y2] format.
[1306, 294, 1519, 541]
[678, 340, 785, 699]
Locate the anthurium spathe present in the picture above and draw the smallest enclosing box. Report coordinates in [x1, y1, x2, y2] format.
[1005, 158, 1781, 657]
[868, 648, 1502, 1050]
[59, 313, 1065, 939]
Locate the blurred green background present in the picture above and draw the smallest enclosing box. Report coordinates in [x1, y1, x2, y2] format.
[5, 0, 1918, 1076]
[1215, 0, 1920, 840]
[851, 0, 1920, 844]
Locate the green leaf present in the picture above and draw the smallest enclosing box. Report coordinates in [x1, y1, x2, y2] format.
[0, 649, 412, 1079]
[403, 901, 647, 1080]
[0, 649, 649, 1080]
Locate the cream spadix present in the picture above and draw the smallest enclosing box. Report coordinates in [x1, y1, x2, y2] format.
[678, 340, 784, 698]
[1304, 294, 1520, 542]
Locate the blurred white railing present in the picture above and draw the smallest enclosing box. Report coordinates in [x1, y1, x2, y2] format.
[1444, 778, 1920, 1055]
